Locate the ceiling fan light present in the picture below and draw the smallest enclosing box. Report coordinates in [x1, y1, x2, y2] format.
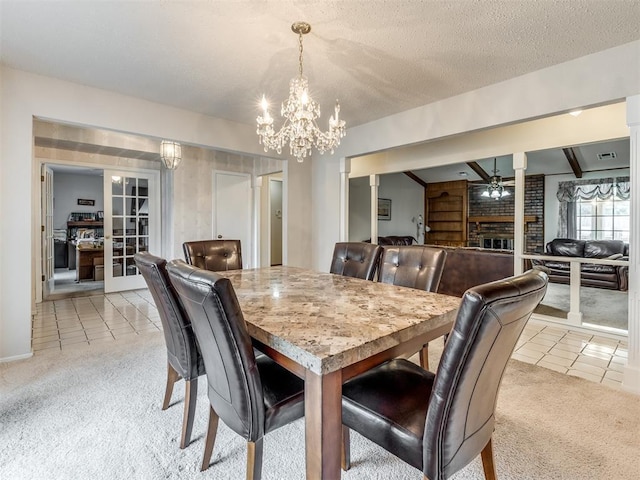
[481, 190, 490, 197]
[501, 189, 511, 197]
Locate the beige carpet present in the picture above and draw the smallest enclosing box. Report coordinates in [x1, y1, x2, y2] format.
[1, 332, 638, 479]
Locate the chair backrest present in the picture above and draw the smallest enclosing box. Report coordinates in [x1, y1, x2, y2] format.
[182, 239, 243, 271]
[378, 245, 446, 292]
[423, 269, 548, 480]
[166, 260, 265, 442]
[329, 242, 382, 281]
[133, 251, 202, 380]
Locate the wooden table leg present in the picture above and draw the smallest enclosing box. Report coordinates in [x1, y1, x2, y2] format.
[305, 369, 342, 480]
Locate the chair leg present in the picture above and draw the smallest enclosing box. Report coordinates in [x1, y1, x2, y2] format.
[341, 425, 351, 471]
[200, 406, 220, 472]
[246, 438, 264, 480]
[162, 361, 181, 410]
[180, 378, 198, 449]
[419, 343, 430, 370]
[480, 437, 497, 480]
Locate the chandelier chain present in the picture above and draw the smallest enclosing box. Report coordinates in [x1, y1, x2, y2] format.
[298, 31, 304, 77]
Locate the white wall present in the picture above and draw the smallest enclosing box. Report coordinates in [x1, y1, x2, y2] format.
[377, 173, 424, 240]
[348, 176, 371, 242]
[52, 172, 104, 229]
[348, 173, 428, 244]
[172, 146, 283, 261]
[544, 168, 630, 244]
[0, 66, 310, 362]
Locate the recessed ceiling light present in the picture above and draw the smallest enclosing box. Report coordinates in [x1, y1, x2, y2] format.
[458, 172, 468, 177]
[569, 110, 582, 117]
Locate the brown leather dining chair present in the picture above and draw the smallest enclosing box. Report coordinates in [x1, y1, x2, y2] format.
[378, 245, 447, 369]
[183, 239, 243, 271]
[133, 251, 205, 449]
[341, 269, 548, 480]
[329, 241, 383, 280]
[166, 260, 305, 479]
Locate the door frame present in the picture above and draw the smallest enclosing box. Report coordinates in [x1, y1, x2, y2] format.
[41, 165, 55, 298]
[32, 157, 161, 303]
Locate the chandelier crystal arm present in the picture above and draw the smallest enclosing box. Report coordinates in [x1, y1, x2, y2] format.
[256, 21, 346, 163]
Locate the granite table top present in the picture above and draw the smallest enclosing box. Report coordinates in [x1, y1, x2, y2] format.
[220, 266, 461, 375]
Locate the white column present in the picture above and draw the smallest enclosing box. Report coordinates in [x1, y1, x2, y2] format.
[252, 175, 263, 269]
[567, 261, 583, 325]
[513, 152, 527, 275]
[370, 175, 380, 244]
[624, 95, 640, 394]
[160, 167, 175, 259]
[339, 158, 351, 242]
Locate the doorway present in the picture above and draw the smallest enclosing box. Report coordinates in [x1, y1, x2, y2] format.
[269, 178, 283, 266]
[41, 164, 160, 299]
[44, 164, 105, 300]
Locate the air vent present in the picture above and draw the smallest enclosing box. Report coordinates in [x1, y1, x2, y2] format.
[597, 152, 617, 161]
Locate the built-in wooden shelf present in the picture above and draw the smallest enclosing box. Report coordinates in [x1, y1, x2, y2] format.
[468, 215, 537, 225]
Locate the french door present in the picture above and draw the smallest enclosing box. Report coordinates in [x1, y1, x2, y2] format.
[41, 165, 55, 298]
[103, 170, 160, 292]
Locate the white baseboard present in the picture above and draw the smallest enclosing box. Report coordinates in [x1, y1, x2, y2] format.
[0, 351, 33, 363]
[622, 364, 640, 395]
[530, 314, 628, 341]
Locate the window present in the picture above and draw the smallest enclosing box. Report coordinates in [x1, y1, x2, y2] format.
[576, 196, 629, 242]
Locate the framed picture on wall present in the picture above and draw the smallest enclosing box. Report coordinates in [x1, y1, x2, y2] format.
[378, 198, 391, 220]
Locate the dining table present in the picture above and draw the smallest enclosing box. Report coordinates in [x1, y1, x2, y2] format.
[219, 265, 461, 480]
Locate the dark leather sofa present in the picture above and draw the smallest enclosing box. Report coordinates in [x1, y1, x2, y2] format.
[531, 238, 628, 291]
[363, 235, 416, 246]
[432, 246, 516, 297]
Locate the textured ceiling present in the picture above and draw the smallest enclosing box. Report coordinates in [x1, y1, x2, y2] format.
[2, 0, 640, 128]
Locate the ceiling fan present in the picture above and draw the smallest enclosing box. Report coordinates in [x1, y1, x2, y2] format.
[475, 158, 514, 199]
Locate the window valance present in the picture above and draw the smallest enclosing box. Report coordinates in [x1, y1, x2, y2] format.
[557, 177, 630, 202]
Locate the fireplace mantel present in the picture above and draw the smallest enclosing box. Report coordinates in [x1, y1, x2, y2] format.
[468, 215, 537, 226]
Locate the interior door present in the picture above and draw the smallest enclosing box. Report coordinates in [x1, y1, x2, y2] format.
[269, 179, 283, 266]
[103, 170, 160, 293]
[41, 165, 55, 298]
[214, 171, 252, 268]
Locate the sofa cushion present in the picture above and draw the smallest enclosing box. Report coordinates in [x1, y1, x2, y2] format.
[543, 261, 570, 271]
[546, 238, 585, 257]
[581, 263, 618, 274]
[584, 240, 626, 258]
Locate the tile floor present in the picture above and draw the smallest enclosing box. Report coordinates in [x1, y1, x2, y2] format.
[32, 290, 629, 390]
[513, 321, 628, 389]
[32, 289, 161, 351]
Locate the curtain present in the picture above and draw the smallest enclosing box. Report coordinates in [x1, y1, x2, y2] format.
[556, 177, 630, 238]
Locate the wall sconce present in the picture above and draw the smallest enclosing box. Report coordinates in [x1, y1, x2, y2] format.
[160, 140, 182, 170]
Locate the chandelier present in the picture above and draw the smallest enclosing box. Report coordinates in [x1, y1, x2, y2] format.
[481, 158, 511, 200]
[256, 21, 346, 163]
[160, 140, 182, 170]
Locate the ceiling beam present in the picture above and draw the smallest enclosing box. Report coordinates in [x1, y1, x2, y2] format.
[466, 162, 491, 182]
[562, 147, 583, 178]
[403, 171, 429, 188]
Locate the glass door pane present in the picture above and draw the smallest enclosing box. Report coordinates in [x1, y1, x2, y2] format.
[104, 171, 157, 292]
